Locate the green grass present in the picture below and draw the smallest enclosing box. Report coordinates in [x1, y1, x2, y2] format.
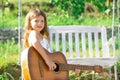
[8, 0, 49, 3]
[0, 38, 21, 68]
[69, 71, 109, 80]
[47, 12, 118, 27]
[0, 11, 118, 28]
[0, 0, 118, 28]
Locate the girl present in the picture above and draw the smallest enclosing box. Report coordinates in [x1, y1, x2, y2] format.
[22, 8, 56, 71]
[22, 8, 80, 77]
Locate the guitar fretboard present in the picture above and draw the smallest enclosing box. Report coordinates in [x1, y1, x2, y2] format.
[58, 63, 94, 71]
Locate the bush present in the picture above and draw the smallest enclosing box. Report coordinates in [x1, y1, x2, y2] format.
[51, 0, 85, 18]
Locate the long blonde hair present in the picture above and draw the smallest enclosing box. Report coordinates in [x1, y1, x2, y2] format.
[23, 8, 49, 48]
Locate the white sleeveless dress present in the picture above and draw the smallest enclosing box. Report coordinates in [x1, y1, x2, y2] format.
[40, 38, 52, 53]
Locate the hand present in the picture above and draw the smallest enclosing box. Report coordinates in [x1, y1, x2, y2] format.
[74, 69, 81, 74]
[45, 59, 56, 71]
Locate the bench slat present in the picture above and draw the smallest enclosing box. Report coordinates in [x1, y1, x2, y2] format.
[55, 33, 59, 51]
[81, 32, 86, 58]
[75, 32, 80, 58]
[62, 33, 66, 56]
[88, 32, 93, 58]
[68, 33, 73, 58]
[94, 32, 100, 58]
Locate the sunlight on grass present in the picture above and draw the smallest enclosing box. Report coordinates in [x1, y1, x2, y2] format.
[115, 49, 120, 56]
[0, 54, 18, 68]
[69, 70, 109, 80]
[10, 0, 49, 3]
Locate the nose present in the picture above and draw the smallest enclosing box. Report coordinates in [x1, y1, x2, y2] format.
[38, 21, 41, 24]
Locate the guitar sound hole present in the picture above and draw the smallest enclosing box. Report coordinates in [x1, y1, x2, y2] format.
[54, 63, 59, 72]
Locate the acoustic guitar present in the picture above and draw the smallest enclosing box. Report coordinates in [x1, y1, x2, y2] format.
[21, 46, 103, 80]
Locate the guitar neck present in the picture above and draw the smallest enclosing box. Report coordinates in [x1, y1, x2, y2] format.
[58, 63, 94, 71]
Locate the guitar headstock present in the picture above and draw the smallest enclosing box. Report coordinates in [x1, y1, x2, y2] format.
[93, 65, 103, 73]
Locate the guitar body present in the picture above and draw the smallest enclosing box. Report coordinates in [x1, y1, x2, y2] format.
[21, 47, 69, 80]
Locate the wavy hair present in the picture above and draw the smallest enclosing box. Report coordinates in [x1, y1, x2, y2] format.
[23, 8, 49, 48]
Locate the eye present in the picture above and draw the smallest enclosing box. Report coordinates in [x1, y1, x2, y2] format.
[41, 20, 44, 23]
[34, 20, 38, 22]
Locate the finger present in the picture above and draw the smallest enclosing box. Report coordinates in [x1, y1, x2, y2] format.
[48, 65, 52, 70]
[49, 67, 53, 70]
[49, 66, 54, 70]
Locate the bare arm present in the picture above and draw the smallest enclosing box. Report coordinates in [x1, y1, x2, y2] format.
[28, 31, 56, 70]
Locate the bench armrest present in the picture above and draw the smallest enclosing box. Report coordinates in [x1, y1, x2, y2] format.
[106, 36, 116, 46]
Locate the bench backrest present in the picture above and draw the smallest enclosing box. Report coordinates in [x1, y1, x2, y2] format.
[49, 26, 114, 59]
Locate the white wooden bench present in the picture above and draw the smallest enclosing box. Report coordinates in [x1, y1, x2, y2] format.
[49, 25, 118, 80]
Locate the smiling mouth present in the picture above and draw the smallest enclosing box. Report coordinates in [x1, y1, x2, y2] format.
[37, 26, 42, 28]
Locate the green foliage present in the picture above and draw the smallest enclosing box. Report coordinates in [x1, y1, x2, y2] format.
[0, 73, 9, 80]
[47, 12, 79, 26]
[69, 71, 109, 80]
[86, 0, 109, 12]
[92, 0, 109, 12]
[117, 61, 120, 72]
[0, 72, 17, 80]
[51, 0, 85, 18]
[0, 38, 18, 54]
[0, 38, 20, 67]
[0, 0, 118, 28]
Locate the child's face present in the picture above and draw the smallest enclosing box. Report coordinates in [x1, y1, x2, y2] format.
[31, 15, 45, 32]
